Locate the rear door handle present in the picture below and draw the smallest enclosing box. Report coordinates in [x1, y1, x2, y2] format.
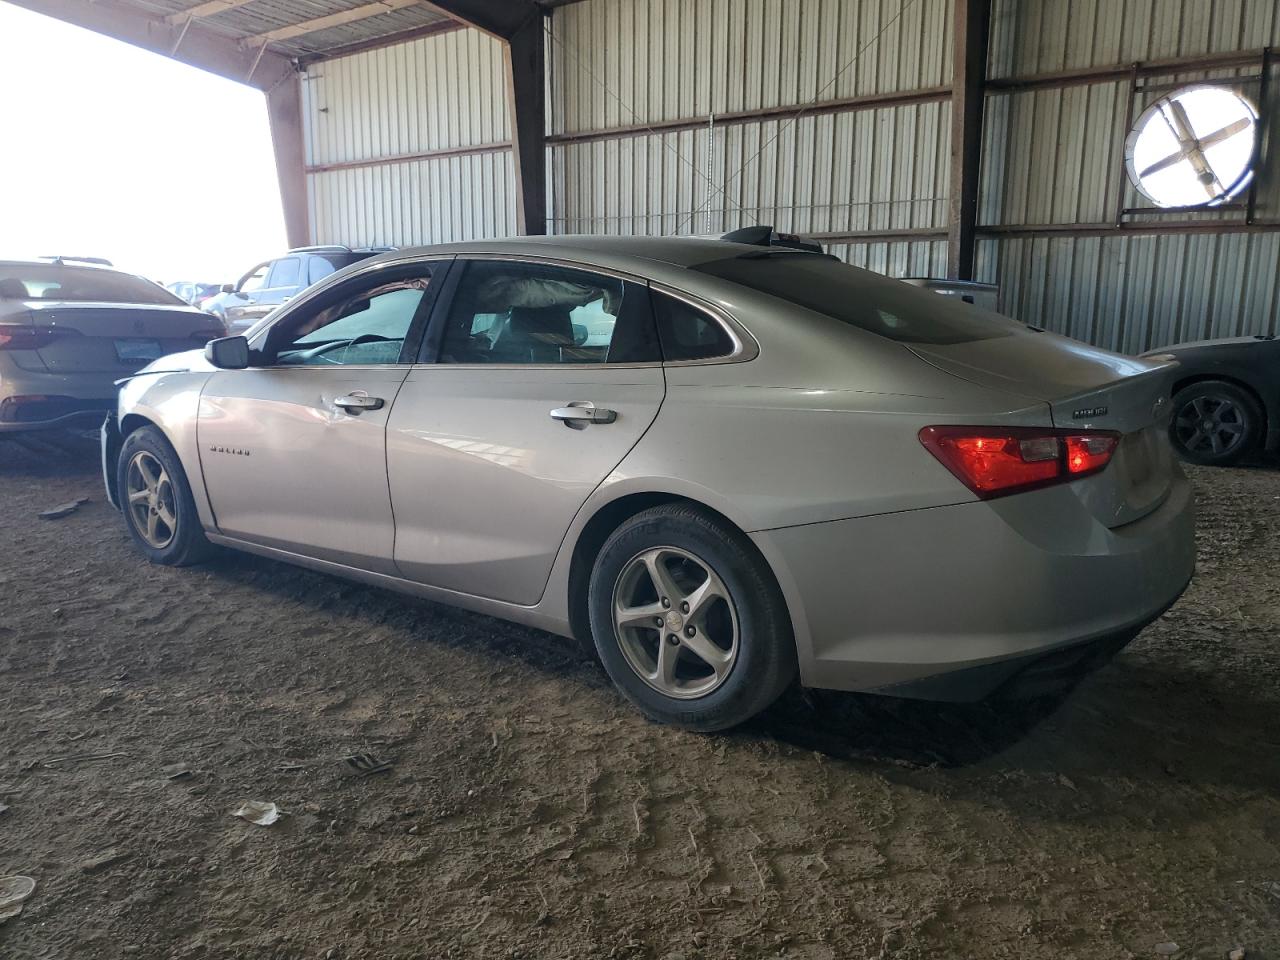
[334, 393, 384, 413]
[550, 401, 616, 428]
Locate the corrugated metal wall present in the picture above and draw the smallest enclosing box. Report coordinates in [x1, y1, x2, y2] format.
[547, 0, 952, 237]
[295, 0, 1279, 354]
[976, 0, 1280, 350]
[301, 27, 515, 246]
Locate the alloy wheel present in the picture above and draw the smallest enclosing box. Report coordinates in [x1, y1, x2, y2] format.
[611, 546, 739, 700]
[125, 450, 178, 549]
[1174, 394, 1247, 458]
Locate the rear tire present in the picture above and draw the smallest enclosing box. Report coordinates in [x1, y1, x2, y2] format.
[1170, 380, 1262, 466]
[587, 503, 796, 732]
[117, 426, 214, 566]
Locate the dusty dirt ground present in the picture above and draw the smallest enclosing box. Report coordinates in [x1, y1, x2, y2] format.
[0, 432, 1278, 960]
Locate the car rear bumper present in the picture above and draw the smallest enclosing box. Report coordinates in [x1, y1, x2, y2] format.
[753, 472, 1196, 701]
[0, 397, 115, 432]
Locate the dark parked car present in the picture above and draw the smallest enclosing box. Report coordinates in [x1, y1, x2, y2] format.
[0, 259, 222, 432]
[203, 246, 392, 334]
[1142, 334, 1280, 465]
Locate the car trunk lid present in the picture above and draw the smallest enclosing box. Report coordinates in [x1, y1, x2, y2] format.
[906, 327, 1179, 527]
[17, 301, 221, 373]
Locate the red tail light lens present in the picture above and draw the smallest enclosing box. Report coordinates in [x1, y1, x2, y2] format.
[0, 323, 67, 350]
[920, 426, 1120, 499]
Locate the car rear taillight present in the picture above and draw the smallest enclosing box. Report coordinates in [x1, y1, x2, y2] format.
[0, 323, 68, 350]
[919, 426, 1120, 499]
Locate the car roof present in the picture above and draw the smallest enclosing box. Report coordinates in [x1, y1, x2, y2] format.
[376, 235, 788, 272]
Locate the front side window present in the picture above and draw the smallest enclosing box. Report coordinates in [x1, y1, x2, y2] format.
[239, 263, 269, 293]
[437, 260, 658, 365]
[271, 272, 432, 366]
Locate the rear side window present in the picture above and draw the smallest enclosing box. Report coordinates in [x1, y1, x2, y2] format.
[308, 258, 337, 285]
[268, 257, 301, 288]
[652, 292, 736, 361]
[437, 260, 659, 365]
[693, 254, 1012, 345]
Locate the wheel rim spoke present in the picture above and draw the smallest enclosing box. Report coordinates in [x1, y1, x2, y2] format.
[615, 600, 666, 630]
[641, 549, 683, 606]
[680, 629, 732, 679]
[654, 636, 680, 689]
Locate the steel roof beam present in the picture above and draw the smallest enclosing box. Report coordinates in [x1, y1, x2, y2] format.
[244, 0, 424, 44]
[163, 0, 259, 27]
[947, 0, 992, 281]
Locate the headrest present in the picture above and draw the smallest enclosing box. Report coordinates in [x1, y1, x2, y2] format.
[0, 279, 30, 299]
[508, 305, 573, 343]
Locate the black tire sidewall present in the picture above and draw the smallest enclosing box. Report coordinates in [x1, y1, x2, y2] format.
[588, 505, 796, 732]
[117, 426, 211, 566]
[1171, 382, 1261, 466]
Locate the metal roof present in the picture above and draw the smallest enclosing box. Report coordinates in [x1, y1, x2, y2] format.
[119, 0, 458, 60]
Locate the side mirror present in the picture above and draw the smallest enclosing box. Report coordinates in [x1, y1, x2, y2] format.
[220, 283, 235, 294]
[205, 335, 250, 369]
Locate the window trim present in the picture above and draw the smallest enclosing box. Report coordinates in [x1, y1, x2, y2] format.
[418, 254, 665, 370]
[648, 282, 758, 366]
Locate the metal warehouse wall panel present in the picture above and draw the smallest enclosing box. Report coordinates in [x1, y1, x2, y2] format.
[989, 0, 1280, 78]
[985, 233, 1280, 353]
[549, 100, 950, 236]
[307, 150, 516, 247]
[299, 27, 514, 246]
[827, 239, 949, 277]
[548, 0, 952, 134]
[302, 28, 509, 167]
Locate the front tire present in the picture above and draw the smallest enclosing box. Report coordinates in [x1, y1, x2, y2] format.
[587, 504, 796, 732]
[1170, 380, 1262, 466]
[117, 426, 214, 566]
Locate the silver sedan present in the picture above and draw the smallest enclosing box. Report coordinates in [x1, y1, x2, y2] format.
[103, 236, 1195, 731]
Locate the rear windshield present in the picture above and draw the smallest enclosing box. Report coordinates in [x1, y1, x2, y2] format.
[0, 264, 184, 305]
[693, 254, 1013, 345]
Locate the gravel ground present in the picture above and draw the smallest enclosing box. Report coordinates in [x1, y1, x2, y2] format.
[0, 432, 1278, 960]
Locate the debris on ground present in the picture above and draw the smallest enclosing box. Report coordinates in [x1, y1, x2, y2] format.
[160, 764, 191, 782]
[38, 497, 90, 520]
[43, 751, 128, 767]
[1155, 943, 1179, 956]
[0, 876, 36, 923]
[342, 753, 394, 776]
[0, 803, 8, 816]
[231, 801, 282, 826]
[79, 850, 129, 874]
[1228, 947, 1246, 960]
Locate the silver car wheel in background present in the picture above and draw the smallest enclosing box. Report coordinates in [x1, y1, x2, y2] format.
[612, 546, 739, 700]
[125, 450, 178, 550]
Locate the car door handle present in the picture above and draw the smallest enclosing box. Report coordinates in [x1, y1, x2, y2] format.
[550, 401, 616, 427]
[334, 393, 384, 412]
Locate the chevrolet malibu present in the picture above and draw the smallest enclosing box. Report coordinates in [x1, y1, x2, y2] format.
[102, 235, 1195, 731]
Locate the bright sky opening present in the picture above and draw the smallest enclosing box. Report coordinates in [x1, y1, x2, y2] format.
[0, 4, 287, 284]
